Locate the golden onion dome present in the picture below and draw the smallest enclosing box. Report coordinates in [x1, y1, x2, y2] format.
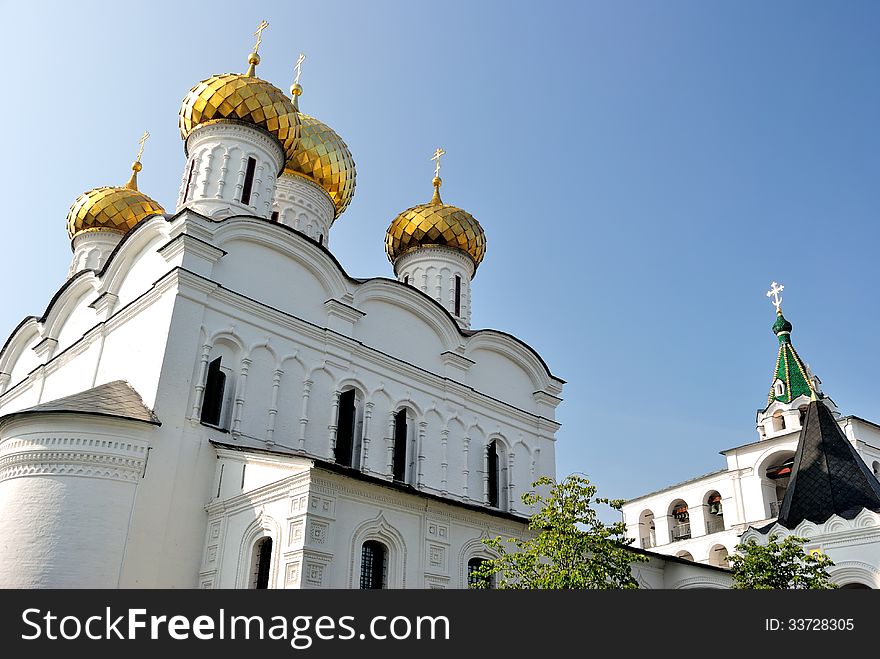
[386, 176, 486, 270]
[178, 51, 299, 166]
[283, 83, 356, 217]
[66, 159, 165, 241]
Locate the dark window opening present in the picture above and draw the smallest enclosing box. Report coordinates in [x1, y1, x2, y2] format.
[200, 357, 226, 426]
[335, 390, 356, 467]
[404, 275, 409, 285]
[271, 210, 279, 222]
[487, 440, 499, 507]
[318, 234, 324, 245]
[183, 159, 197, 201]
[468, 558, 493, 589]
[392, 409, 408, 482]
[454, 275, 462, 316]
[253, 537, 272, 589]
[360, 541, 387, 589]
[240, 157, 257, 205]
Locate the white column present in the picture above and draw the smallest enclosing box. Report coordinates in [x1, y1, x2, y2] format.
[417, 421, 427, 486]
[462, 435, 470, 498]
[231, 358, 251, 437]
[190, 343, 212, 421]
[328, 390, 341, 458]
[440, 429, 449, 494]
[385, 412, 395, 479]
[361, 402, 374, 473]
[266, 369, 283, 445]
[298, 379, 313, 451]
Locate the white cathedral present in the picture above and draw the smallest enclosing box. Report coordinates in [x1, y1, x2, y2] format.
[0, 28, 730, 589]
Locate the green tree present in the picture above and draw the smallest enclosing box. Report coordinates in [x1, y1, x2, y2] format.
[469, 475, 648, 589]
[729, 534, 837, 589]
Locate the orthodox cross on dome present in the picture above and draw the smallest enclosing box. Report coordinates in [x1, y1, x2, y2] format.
[135, 131, 150, 163]
[293, 53, 306, 86]
[766, 281, 784, 313]
[252, 20, 269, 54]
[431, 147, 446, 179]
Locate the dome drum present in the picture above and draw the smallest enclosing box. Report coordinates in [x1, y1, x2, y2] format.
[177, 121, 284, 219]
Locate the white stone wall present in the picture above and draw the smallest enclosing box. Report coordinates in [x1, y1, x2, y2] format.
[0, 414, 152, 587]
[177, 122, 284, 220]
[272, 174, 335, 245]
[394, 247, 475, 329]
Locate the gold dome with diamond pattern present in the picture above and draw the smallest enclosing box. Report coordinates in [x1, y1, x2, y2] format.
[66, 155, 165, 242]
[283, 83, 356, 217]
[386, 176, 486, 270]
[178, 36, 299, 167]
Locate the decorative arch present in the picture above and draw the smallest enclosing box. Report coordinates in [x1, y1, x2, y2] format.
[667, 498, 691, 542]
[235, 513, 282, 589]
[707, 544, 730, 568]
[756, 448, 796, 518]
[211, 220, 349, 300]
[829, 561, 880, 589]
[352, 280, 461, 353]
[40, 275, 100, 341]
[463, 332, 554, 393]
[638, 509, 657, 549]
[458, 532, 499, 588]
[348, 514, 407, 589]
[97, 215, 171, 299]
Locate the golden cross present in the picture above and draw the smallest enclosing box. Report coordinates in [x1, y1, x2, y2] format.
[135, 131, 150, 162]
[431, 147, 446, 178]
[766, 281, 784, 313]
[253, 20, 269, 54]
[294, 53, 306, 86]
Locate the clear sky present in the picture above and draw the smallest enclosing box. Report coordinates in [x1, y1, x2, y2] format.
[1, 1, 878, 521]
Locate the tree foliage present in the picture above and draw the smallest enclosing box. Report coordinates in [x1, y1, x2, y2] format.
[469, 475, 648, 589]
[729, 534, 837, 589]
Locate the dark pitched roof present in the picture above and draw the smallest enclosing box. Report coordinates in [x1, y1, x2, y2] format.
[0, 380, 160, 426]
[773, 399, 880, 529]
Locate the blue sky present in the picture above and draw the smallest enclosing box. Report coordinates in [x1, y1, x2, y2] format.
[1, 1, 878, 520]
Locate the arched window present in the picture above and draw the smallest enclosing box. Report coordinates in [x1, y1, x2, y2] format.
[798, 405, 809, 426]
[639, 510, 656, 549]
[764, 453, 795, 517]
[676, 551, 694, 562]
[708, 545, 729, 568]
[335, 389, 363, 468]
[771, 410, 786, 432]
[250, 537, 273, 589]
[392, 409, 408, 482]
[487, 440, 500, 507]
[454, 275, 462, 317]
[240, 156, 257, 205]
[201, 357, 227, 426]
[705, 491, 724, 534]
[774, 380, 786, 398]
[669, 500, 690, 541]
[360, 541, 387, 589]
[467, 558, 494, 589]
